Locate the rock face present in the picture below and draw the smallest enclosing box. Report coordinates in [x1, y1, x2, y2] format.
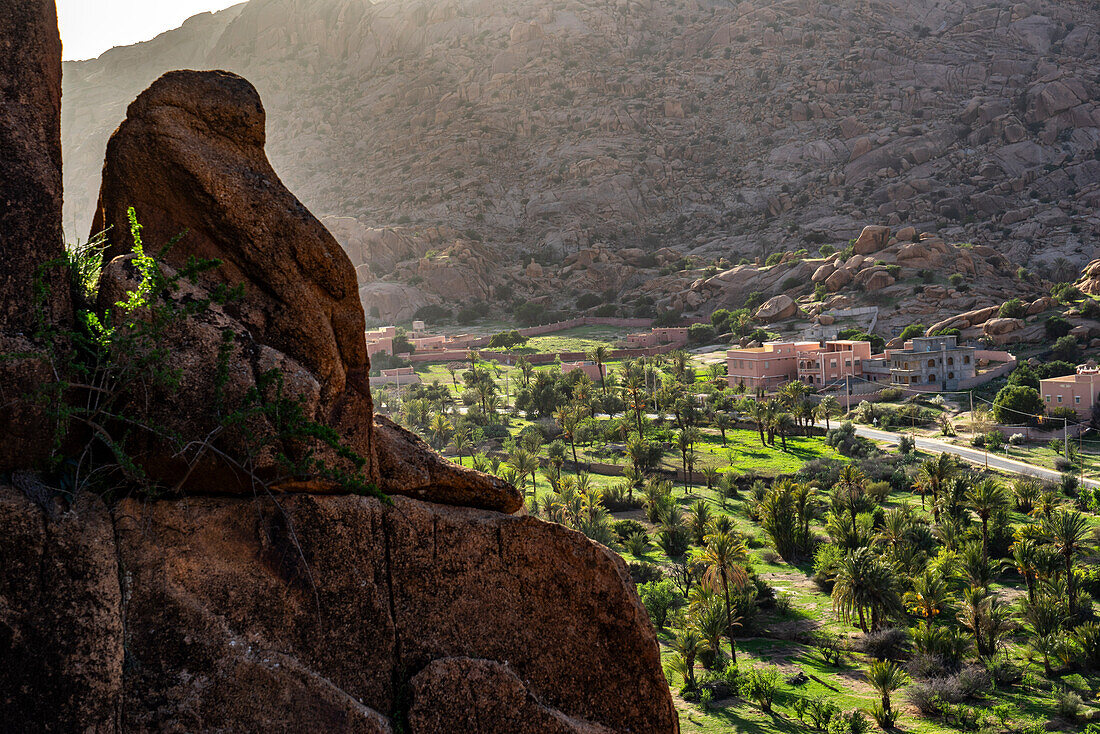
[0, 483, 122, 730]
[0, 0, 67, 331]
[0, 0, 70, 471]
[0, 487, 676, 732]
[88, 70, 519, 512]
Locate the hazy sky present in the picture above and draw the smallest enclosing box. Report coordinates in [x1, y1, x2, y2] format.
[57, 1, 241, 61]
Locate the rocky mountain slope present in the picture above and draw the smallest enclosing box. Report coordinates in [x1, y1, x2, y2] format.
[62, 0, 1099, 322]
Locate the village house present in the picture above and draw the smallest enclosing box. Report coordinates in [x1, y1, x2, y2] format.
[1040, 363, 1100, 419]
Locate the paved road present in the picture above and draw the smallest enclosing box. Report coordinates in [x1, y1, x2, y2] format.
[848, 424, 1099, 489]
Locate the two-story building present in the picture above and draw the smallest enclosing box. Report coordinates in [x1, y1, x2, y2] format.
[1040, 363, 1100, 419]
[726, 341, 821, 390]
[796, 340, 872, 387]
[886, 335, 976, 391]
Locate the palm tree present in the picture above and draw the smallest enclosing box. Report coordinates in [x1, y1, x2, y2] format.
[697, 530, 749, 662]
[831, 547, 902, 632]
[836, 464, 867, 526]
[622, 366, 647, 437]
[429, 412, 453, 450]
[676, 428, 698, 492]
[867, 660, 908, 716]
[915, 453, 955, 522]
[690, 594, 729, 666]
[763, 400, 780, 446]
[1042, 509, 1091, 608]
[958, 586, 1013, 658]
[508, 448, 540, 500]
[671, 628, 710, 689]
[904, 570, 951, 621]
[966, 478, 1008, 564]
[775, 412, 796, 451]
[688, 499, 713, 546]
[819, 395, 841, 431]
[1010, 538, 1040, 603]
[744, 398, 766, 447]
[516, 356, 533, 387]
[450, 425, 472, 465]
[590, 345, 609, 395]
[556, 406, 581, 467]
[714, 412, 733, 445]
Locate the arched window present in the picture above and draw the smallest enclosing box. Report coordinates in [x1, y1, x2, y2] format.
[928, 375, 936, 383]
[947, 357, 954, 366]
[927, 359, 935, 367]
[948, 372, 955, 379]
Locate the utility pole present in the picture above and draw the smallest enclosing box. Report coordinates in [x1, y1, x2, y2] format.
[846, 374, 851, 413]
[969, 391, 974, 435]
[1065, 415, 1070, 461]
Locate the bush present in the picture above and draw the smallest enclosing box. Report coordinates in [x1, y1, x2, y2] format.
[999, 298, 1027, 319]
[899, 323, 925, 341]
[1046, 315, 1073, 338]
[869, 702, 899, 729]
[487, 330, 528, 349]
[907, 677, 965, 714]
[414, 304, 451, 323]
[992, 385, 1043, 424]
[576, 293, 602, 309]
[613, 518, 649, 543]
[859, 628, 911, 661]
[637, 579, 682, 630]
[813, 543, 843, 589]
[688, 323, 717, 344]
[1051, 335, 1080, 362]
[954, 665, 991, 698]
[1054, 690, 1082, 722]
[948, 273, 964, 287]
[740, 666, 782, 713]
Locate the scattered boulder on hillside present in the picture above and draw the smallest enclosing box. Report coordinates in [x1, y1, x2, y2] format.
[852, 225, 890, 255]
[755, 294, 799, 322]
[1077, 259, 1100, 296]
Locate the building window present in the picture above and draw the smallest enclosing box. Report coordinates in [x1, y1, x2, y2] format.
[927, 359, 935, 368]
[964, 356, 971, 364]
[1076, 396, 1081, 404]
[1045, 395, 1051, 402]
[948, 372, 955, 379]
[1057, 396, 1063, 403]
[947, 357, 954, 366]
[764, 361, 769, 368]
[928, 375, 936, 383]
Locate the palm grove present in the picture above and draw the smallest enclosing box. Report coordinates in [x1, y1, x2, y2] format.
[390, 349, 1100, 732]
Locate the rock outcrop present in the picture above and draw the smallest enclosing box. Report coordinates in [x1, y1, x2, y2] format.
[0, 487, 677, 732]
[88, 70, 519, 512]
[0, 40, 674, 734]
[0, 0, 70, 471]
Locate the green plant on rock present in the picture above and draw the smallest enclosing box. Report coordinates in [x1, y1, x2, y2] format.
[18, 208, 385, 502]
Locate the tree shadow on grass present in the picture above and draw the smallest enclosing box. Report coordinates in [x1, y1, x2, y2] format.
[693, 699, 806, 734]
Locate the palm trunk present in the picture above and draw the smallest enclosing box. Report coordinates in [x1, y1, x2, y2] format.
[857, 607, 867, 633]
[1066, 552, 1075, 608]
[722, 576, 737, 663]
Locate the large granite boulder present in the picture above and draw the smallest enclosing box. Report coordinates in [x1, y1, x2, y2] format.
[88, 70, 518, 512]
[754, 294, 799, 322]
[113, 494, 675, 732]
[0, 0, 71, 471]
